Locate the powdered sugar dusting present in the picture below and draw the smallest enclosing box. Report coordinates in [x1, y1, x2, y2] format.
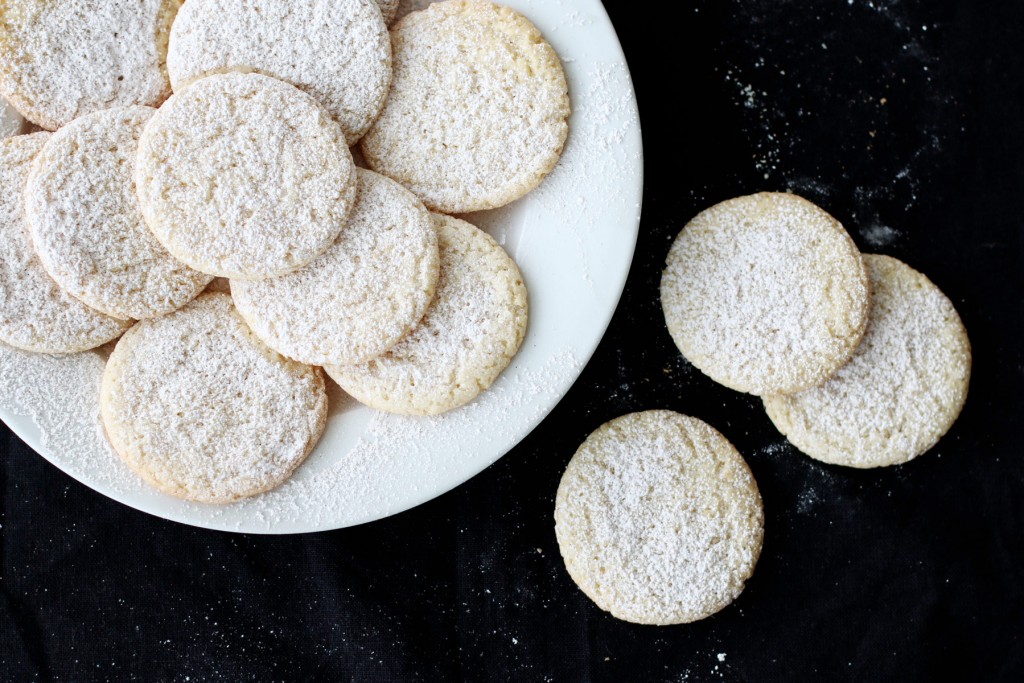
[101, 293, 327, 504]
[361, 0, 570, 213]
[231, 169, 439, 366]
[327, 214, 527, 416]
[0, 343, 119, 484]
[25, 106, 212, 321]
[661, 193, 870, 396]
[859, 222, 902, 248]
[0, 134, 130, 353]
[0, 0, 178, 130]
[167, 0, 391, 145]
[555, 411, 763, 625]
[764, 255, 971, 468]
[235, 348, 580, 530]
[135, 72, 356, 279]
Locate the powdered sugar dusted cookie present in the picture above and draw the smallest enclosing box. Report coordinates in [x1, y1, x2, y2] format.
[232, 169, 439, 366]
[0, 134, 129, 353]
[661, 193, 870, 396]
[25, 106, 212, 321]
[555, 410, 764, 625]
[167, 0, 391, 145]
[326, 214, 527, 415]
[361, 0, 570, 213]
[101, 293, 328, 504]
[764, 255, 971, 468]
[135, 72, 356, 280]
[0, 0, 180, 130]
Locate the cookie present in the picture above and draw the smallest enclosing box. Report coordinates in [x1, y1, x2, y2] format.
[376, 0, 400, 24]
[101, 293, 328, 504]
[326, 214, 527, 416]
[135, 72, 356, 280]
[167, 0, 391, 145]
[0, 134, 129, 354]
[1, 95, 25, 138]
[360, 0, 570, 213]
[764, 255, 971, 468]
[554, 410, 764, 625]
[661, 192, 871, 396]
[25, 106, 212, 321]
[0, 0, 179, 130]
[232, 169, 439, 366]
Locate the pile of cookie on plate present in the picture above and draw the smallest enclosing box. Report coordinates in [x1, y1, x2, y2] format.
[0, 0, 973, 634]
[0, 0, 569, 503]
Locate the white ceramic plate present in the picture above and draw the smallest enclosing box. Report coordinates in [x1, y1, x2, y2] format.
[0, 0, 643, 533]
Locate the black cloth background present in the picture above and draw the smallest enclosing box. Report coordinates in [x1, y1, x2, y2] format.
[3, 1, 1023, 680]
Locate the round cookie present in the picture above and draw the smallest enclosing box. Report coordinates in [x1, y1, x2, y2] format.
[326, 214, 527, 416]
[135, 72, 356, 280]
[360, 0, 570, 213]
[0, 0, 180, 130]
[764, 255, 971, 468]
[555, 410, 764, 625]
[376, 0, 400, 24]
[0, 134, 129, 354]
[25, 106, 212, 321]
[661, 192, 870, 396]
[232, 169, 439, 366]
[101, 293, 328, 504]
[167, 0, 391, 145]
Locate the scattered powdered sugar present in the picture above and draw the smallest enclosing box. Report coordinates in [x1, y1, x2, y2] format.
[233, 348, 581, 530]
[326, 214, 527, 416]
[764, 255, 971, 468]
[167, 0, 391, 145]
[0, 343, 118, 486]
[231, 169, 439, 366]
[0, 0, 177, 130]
[555, 411, 764, 625]
[462, 57, 641, 291]
[859, 222, 902, 248]
[515, 59, 641, 288]
[0, 134, 130, 354]
[661, 193, 870, 396]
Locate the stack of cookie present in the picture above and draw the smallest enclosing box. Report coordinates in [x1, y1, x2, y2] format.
[0, 0, 570, 503]
[661, 192, 971, 469]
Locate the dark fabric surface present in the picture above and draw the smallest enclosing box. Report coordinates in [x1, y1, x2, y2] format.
[3, 1, 1023, 680]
